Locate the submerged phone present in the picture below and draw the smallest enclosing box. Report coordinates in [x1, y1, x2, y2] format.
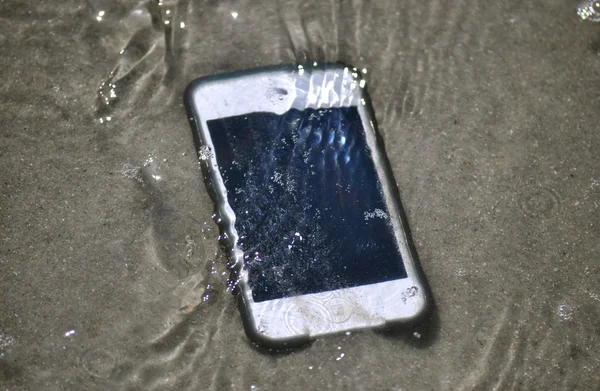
[184, 63, 431, 347]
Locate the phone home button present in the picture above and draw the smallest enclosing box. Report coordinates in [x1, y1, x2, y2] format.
[283, 299, 332, 336]
[324, 297, 353, 323]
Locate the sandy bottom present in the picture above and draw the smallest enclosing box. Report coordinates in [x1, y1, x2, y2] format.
[1, 0, 599, 389]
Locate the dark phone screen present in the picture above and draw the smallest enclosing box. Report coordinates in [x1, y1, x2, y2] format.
[207, 107, 407, 302]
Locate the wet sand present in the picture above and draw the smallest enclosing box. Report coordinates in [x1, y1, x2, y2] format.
[1, 0, 599, 389]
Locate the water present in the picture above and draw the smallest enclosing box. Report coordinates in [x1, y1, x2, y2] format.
[1, 0, 600, 389]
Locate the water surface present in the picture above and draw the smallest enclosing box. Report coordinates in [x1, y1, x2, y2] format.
[1, 0, 599, 390]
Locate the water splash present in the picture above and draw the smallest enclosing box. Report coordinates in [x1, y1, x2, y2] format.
[94, 0, 188, 121]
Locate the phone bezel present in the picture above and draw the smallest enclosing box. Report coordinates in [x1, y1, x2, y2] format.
[184, 64, 431, 346]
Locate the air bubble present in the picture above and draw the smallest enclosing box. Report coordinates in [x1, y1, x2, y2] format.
[578, 1, 600, 21]
[557, 304, 573, 321]
[198, 145, 214, 161]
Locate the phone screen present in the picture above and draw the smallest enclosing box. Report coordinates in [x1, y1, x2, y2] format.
[207, 106, 407, 302]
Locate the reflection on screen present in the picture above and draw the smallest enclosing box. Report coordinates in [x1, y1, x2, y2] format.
[207, 107, 407, 302]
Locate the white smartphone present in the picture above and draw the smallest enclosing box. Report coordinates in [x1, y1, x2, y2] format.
[184, 63, 431, 347]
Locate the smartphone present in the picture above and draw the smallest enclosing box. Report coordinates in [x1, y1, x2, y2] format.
[184, 63, 431, 347]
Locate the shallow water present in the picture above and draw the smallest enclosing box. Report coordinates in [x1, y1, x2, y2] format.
[1, 0, 600, 389]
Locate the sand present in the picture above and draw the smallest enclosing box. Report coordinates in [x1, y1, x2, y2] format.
[1, 0, 599, 389]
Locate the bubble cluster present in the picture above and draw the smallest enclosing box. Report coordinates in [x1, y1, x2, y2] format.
[577, 1, 600, 21]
